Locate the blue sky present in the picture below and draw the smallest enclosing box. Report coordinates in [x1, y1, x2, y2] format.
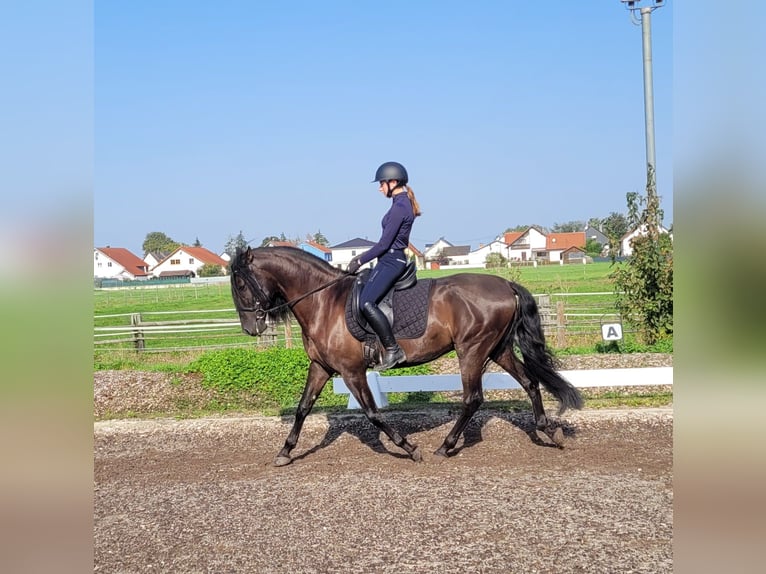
[94, 1, 672, 256]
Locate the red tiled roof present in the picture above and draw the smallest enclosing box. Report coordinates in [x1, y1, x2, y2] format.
[176, 246, 229, 267]
[97, 247, 150, 277]
[545, 232, 586, 251]
[503, 232, 524, 245]
[406, 242, 423, 257]
[305, 240, 331, 253]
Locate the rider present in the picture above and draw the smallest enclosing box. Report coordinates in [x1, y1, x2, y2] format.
[347, 161, 422, 371]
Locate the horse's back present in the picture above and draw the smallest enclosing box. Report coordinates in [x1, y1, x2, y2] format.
[432, 273, 514, 297]
[428, 273, 517, 317]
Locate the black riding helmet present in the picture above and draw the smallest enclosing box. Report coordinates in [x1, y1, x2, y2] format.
[372, 161, 408, 186]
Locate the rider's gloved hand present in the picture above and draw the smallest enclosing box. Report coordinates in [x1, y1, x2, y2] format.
[347, 257, 362, 274]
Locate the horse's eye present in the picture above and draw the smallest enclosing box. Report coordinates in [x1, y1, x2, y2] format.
[235, 277, 246, 290]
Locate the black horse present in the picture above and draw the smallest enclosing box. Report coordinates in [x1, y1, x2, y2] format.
[230, 246, 583, 466]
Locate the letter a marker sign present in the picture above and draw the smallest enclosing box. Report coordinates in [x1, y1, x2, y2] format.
[601, 322, 623, 341]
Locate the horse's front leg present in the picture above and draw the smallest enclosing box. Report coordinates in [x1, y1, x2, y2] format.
[345, 371, 422, 462]
[274, 361, 332, 467]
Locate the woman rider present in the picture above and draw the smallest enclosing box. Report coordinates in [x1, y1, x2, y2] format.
[346, 161, 422, 370]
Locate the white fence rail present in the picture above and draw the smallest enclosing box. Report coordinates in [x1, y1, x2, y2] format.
[333, 368, 673, 409]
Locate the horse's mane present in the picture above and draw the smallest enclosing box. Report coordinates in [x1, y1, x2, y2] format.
[230, 246, 342, 324]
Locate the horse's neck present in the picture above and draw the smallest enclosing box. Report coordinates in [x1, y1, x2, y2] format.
[265, 261, 335, 301]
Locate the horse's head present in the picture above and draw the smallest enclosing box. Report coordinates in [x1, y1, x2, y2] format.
[230, 247, 276, 336]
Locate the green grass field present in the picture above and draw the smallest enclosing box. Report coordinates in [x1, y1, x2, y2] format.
[95, 261, 618, 315]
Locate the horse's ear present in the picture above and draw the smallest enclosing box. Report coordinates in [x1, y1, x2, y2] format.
[245, 246, 253, 262]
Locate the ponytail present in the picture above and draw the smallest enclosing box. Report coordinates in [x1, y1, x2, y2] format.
[405, 185, 422, 217]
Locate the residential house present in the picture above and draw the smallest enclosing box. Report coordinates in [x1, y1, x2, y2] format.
[422, 238, 453, 267]
[94, 247, 151, 280]
[505, 226, 547, 262]
[151, 246, 229, 278]
[583, 225, 609, 252]
[405, 243, 425, 270]
[620, 224, 671, 256]
[545, 232, 586, 263]
[422, 238, 476, 268]
[463, 240, 509, 268]
[330, 237, 377, 271]
[298, 240, 332, 263]
[143, 251, 170, 273]
[440, 245, 472, 266]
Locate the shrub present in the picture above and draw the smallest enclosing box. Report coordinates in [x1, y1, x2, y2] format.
[186, 347, 434, 410]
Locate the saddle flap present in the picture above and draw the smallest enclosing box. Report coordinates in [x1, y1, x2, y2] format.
[349, 261, 417, 335]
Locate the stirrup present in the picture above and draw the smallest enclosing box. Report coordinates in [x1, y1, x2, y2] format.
[376, 345, 406, 372]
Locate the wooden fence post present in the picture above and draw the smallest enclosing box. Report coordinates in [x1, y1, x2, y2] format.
[130, 313, 145, 351]
[537, 295, 552, 340]
[284, 321, 293, 349]
[556, 301, 566, 348]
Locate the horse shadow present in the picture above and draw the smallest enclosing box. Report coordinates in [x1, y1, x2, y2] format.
[281, 401, 578, 462]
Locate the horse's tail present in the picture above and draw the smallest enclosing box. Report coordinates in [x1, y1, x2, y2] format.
[507, 282, 584, 414]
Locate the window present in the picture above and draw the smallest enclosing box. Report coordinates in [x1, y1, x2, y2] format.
[171, 259, 180, 265]
[189, 258, 195, 264]
[107, 262, 112, 267]
[351, 250, 357, 256]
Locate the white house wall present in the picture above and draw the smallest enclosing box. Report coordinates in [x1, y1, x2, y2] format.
[151, 248, 205, 277]
[423, 239, 452, 261]
[333, 247, 372, 270]
[94, 251, 128, 279]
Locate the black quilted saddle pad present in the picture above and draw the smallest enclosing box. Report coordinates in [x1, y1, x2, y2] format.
[345, 279, 433, 342]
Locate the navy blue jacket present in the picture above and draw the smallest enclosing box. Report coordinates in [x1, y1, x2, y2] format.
[359, 193, 414, 265]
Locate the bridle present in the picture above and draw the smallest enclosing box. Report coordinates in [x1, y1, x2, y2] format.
[233, 265, 349, 319]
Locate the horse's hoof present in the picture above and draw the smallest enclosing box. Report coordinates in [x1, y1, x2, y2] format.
[433, 447, 449, 458]
[550, 427, 565, 446]
[274, 455, 292, 467]
[411, 446, 423, 463]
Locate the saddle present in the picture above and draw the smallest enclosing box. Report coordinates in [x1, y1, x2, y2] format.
[344, 261, 433, 345]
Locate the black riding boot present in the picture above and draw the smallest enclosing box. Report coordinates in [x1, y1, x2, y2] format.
[362, 302, 406, 371]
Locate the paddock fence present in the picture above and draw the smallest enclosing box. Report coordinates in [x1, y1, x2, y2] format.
[94, 292, 633, 356]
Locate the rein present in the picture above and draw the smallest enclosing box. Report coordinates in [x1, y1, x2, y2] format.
[236, 268, 349, 318]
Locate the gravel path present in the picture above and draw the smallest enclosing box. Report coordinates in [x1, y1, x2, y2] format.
[94, 354, 673, 573]
[95, 408, 672, 573]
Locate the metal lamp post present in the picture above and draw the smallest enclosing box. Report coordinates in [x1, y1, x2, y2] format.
[620, 0, 665, 200]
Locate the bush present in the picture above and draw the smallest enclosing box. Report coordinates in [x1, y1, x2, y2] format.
[186, 347, 435, 410]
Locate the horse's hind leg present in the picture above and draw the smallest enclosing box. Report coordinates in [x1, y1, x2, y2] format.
[345, 373, 423, 462]
[274, 361, 332, 466]
[434, 364, 484, 457]
[493, 348, 564, 447]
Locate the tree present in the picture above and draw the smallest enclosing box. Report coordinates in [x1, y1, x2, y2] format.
[484, 252, 508, 269]
[551, 220, 585, 233]
[601, 212, 629, 242]
[198, 263, 225, 277]
[311, 230, 329, 246]
[585, 238, 603, 256]
[193, 237, 202, 247]
[610, 166, 673, 345]
[504, 224, 548, 233]
[142, 231, 180, 255]
[586, 217, 603, 230]
[224, 231, 249, 258]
